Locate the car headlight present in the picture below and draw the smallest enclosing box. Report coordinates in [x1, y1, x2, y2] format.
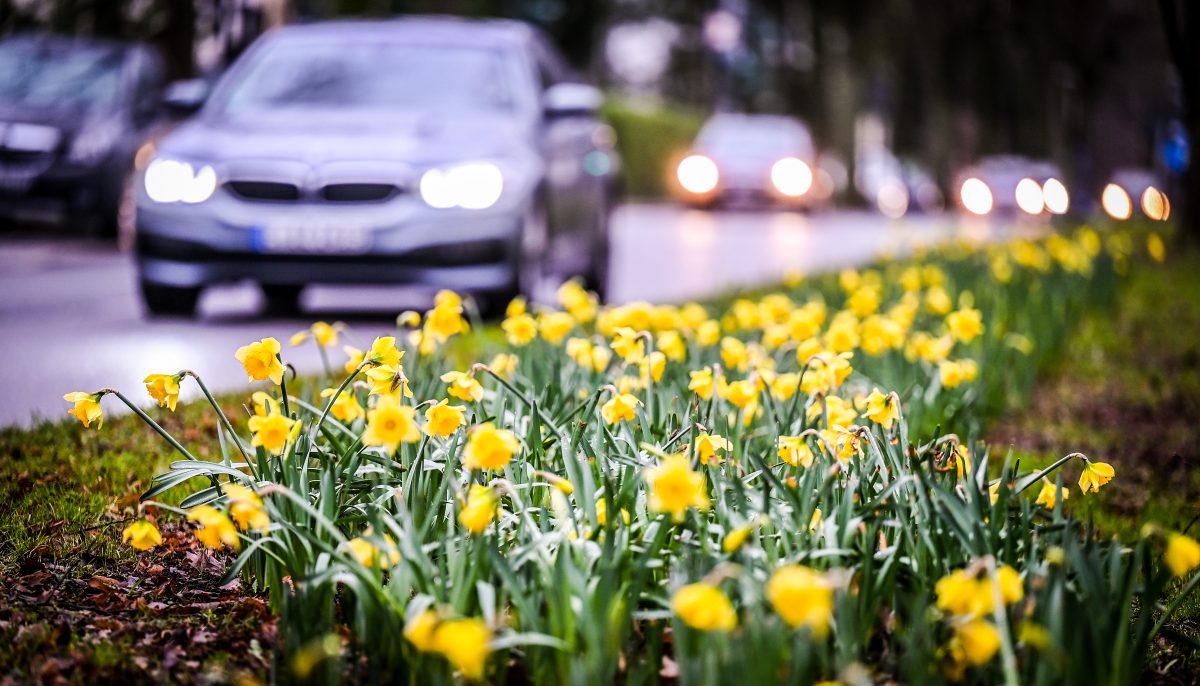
[770, 157, 813, 197]
[419, 162, 504, 210]
[1101, 183, 1132, 220]
[1014, 177, 1044, 214]
[1141, 186, 1170, 221]
[1041, 178, 1069, 214]
[676, 154, 719, 194]
[960, 177, 993, 215]
[69, 119, 121, 165]
[144, 158, 217, 204]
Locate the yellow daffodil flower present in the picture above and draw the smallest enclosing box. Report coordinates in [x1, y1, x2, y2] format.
[122, 520, 163, 551]
[778, 435, 815, 468]
[671, 583, 737, 631]
[223, 483, 270, 532]
[362, 395, 420, 453]
[248, 410, 296, 455]
[1165, 533, 1200, 577]
[234, 337, 284, 384]
[1034, 480, 1068, 509]
[289, 321, 339, 348]
[187, 504, 240, 550]
[501, 312, 538, 346]
[538, 311, 576, 345]
[320, 387, 365, 423]
[864, 388, 900, 429]
[432, 617, 492, 680]
[441, 370, 483, 403]
[767, 565, 834, 636]
[143, 373, 182, 411]
[458, 484, 500, 534]
[694, 432, 732, 465]
[425, 399, 467, 438]
[601, 392, 641, 424]
[945, 307, 984, 343]
[644, 454, 709, 521]
[63, 391, 103, 429]
[462, 423, 521, 470]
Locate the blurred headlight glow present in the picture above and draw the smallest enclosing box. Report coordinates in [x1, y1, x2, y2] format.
[144, 159, 217, 204]
[1141, 186, 1170, 221]
[770, 157, 813, 197]
[419, 162, 504, 210]
[960, 177, 993, 215]
[1014, 177, 1045, 214]
[676, 154, 719, 194]
[1041, 178, 1069, 214]
[1101, 183, 1132, 220]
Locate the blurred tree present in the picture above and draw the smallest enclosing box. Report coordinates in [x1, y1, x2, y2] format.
[1158, 0, 1197, 238]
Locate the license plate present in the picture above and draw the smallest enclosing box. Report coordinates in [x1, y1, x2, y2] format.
[253, 220, 372, 254]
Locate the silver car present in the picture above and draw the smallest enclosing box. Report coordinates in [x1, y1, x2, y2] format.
[134, 18, 617, 316]
[674, 113, 818, 209]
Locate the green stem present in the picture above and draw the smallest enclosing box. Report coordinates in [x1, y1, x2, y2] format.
[183, 371, 256, 479]
[1013, 452, 1084, 495]
[1150, 569, 1200, 639]
[106, 390, 198, 462]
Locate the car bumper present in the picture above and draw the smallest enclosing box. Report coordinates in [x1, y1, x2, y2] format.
[135, 201, 522, 291]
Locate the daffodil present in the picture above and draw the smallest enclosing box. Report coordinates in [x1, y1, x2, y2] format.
[610, 326, 645, 363]
[458, 484, 499, 534]
[122, 520, 162, 550]
[688, 367, 717, 400]
[644, 454, 709, 521]
[289, 321, 339, 348]
[63, 391, 103, 429]
[1034, 480, 1068, 509]
[724, 378, 757, 409]
[432, 617, 492, 680]
[539, 311, 576, 345]
[366, 364, 413, 398]
[362, 395, 420, 453]
[1166, 533, 1200, 577]
[345, 532, 400, 568]
[947, 620, 1002, 669]
[601, 393, 640, 425]
[234, 337, 284, 384]
[638, 351, 666, 384]
[694, 432, 731, 465]
[404, 609, 440, 652]
[425, 291, 469, 343]
[936, 564, 1023, 618]
[863, 388, 899, 429]
[501, 312, 538, 346]
[671, 583, 737, 631]
[657, 330, 686, 361]
[1078, 460, 1115, 494]
[364, 336, 403, 368]
[766, 565, 834, 636]
[187, 504, 239, 550]
[425, 399, 466, 438]
[143, 373, 182, 411]
[462, 423, 520, 470]
[945, 307, 984, 343]
[441, 370, 483, 402]
[488, 353, 519, 379]
[223, 483, 270, 532]
[320, 387, 365, 423]
[723, 524, 752, 553]
[248, 410, 296, 455]
[778, 435, 815, 468]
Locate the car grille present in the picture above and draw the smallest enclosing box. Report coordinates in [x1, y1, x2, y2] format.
[226, 181, 301, 202]
[320, 183, 397, 203]
[225, 180, 401, 203]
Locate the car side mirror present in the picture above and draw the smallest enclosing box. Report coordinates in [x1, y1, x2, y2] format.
[162, 79, 209, 115]
[543, 83, 603, 118]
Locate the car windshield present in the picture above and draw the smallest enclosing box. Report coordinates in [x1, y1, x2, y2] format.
[219, 41, 518, 115]
[700, 120, 810, 155]
[0, 41, 124, 111]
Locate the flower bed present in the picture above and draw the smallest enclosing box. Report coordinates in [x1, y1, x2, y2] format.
[66, 226, 1195, 684]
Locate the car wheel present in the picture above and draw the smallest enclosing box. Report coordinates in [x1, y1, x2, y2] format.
[141, 280, 200, 317]
[478, 200, 548, 318]
[583, 198, 611, 302]
[262, 285, 304, 317]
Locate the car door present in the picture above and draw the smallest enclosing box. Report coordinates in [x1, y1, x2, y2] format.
[531, 38, 603, 277]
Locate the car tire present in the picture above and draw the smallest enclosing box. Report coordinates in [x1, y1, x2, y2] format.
[583, 197, 611, 302]
[477, 200, 548, 319]
[141, 280, 200, 317]
[262, 285, 304, 317]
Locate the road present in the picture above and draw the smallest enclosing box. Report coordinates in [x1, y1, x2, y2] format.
[0, 204, 970, 427]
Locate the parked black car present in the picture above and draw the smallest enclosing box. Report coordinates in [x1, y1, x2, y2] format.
[134, 18, 619, 317]
[0, 34, 167, 234]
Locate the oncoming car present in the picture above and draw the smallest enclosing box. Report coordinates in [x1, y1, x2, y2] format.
[674, 113, 818, 209]
[134, 18, 617, 317]
[954, 155, 1070, 218]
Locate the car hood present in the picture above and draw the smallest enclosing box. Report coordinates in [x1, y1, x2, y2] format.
[157, 110, 534, 166]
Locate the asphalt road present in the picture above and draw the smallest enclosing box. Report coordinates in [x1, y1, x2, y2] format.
[0, 204, 967, 428]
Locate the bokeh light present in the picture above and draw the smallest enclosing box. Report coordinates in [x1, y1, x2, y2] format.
[1014, 177, 1045, 214]
[770, 157, 813, 197]
[959, 177, 993, 215]
[1041, 178, 1069, 214]
[1141, 186, 1170, 221]
[1101, 183, 1132, 220]
[676, 154, 719, 194]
